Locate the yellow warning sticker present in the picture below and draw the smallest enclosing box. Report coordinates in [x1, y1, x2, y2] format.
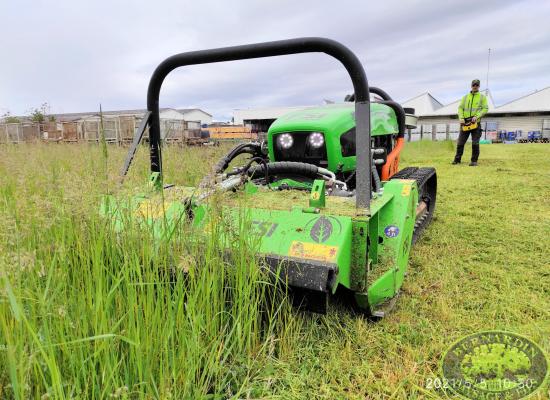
[135, 200, 166, 219]
[401, 184, 412, 197]
[311, 192, 320, 200]
[288, 241, 338, 263]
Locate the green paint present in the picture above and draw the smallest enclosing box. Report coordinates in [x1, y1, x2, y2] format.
[309, 180, 326, 208]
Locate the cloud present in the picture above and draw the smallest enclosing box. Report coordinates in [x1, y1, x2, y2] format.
[0, 0, 548, 119]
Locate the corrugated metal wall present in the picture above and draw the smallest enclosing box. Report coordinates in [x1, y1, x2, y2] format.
[493, 115, 546, 132]
[416, 115, 550, 138]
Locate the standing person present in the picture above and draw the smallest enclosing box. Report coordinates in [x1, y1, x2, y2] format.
[452, 79, 489, 166]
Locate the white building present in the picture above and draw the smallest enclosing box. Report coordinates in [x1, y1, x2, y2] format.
[176, 109, 213, 126]
[231, 86, 550, 141]
[401, 92, 444, 115]
[410, 88, 550, 140]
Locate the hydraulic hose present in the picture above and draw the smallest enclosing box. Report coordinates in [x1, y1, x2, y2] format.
[248, 161, 319, 180]
[214, 142, 264, 174]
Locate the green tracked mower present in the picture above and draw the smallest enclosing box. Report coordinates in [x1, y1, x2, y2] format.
[104, 37, 437, 318]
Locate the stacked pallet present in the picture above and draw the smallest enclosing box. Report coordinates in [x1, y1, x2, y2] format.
[207, 125, 257, 140]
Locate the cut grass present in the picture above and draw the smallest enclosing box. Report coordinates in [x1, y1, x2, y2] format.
[0, 141, 549, 399]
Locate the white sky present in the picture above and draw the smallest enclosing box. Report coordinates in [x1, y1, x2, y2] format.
[1, 0, 549, 120]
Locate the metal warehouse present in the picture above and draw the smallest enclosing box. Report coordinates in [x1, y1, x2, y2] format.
[233, 87, 550, 141]
[404, 87, 550, 141]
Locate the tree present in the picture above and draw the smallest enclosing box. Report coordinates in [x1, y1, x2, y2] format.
[1, 111, 20, 123]
[28, 102, 52, 123]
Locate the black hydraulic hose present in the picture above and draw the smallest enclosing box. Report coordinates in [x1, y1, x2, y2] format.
[246, 157, 270, 188]
[248, 161, 319, 180]
[214, 142, 264, 173]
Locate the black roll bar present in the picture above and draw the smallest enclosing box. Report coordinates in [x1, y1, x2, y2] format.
[146, 37, 372, 212]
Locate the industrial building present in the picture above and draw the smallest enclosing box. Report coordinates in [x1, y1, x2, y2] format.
[232, 87, 550, 141]
[52, 108, 212, 126]
[404, 87, 550, 141]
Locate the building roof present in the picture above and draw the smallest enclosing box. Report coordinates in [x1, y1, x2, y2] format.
[401, 92, 443, 115]
[492, 86, 550, 113]
[52, 109, 148, 121]
[176, 108, 213, 117]
[51, 107, 211, 121]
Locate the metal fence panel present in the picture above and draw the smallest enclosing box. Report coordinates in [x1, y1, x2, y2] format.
[6, 123, 21, 142]
[43, 122, 62, 141]
[421, 124, 433, 140]
[20, 123, 40, 141]
[102, 119, 118, 142]
[435, 124, 447, 141]
[0, 124, 7, 143]
[119, 117, 136, 143]
[83, 121, 100, 142]
[62, 122, 79, 142]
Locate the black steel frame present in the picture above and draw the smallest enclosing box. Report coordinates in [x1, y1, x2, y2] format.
[146, 37, 372, 212]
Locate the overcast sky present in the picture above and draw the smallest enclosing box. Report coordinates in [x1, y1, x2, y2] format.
[1, 0, 549, 120]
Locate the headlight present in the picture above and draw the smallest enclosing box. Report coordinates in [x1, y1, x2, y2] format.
[277, 133, 294, 149]
[308, 132, 324, 148]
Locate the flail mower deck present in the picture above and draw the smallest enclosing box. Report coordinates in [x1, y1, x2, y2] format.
[103, 37, 437, 318]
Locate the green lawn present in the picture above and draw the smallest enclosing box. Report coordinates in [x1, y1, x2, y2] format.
[0, 141, 548, 399]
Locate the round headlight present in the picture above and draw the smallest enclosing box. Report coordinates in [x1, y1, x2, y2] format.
[308, 132, 324, 148]
[277, 133, 294, 149]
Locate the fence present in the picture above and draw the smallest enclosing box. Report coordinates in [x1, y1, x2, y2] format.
[0, 117, 201, 145]
[407, 122, 502, 142]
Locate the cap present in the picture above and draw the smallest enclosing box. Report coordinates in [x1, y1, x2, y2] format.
[472, 79, 481, 86]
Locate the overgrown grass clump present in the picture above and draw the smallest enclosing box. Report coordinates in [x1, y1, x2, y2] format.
[0, 144, 298, 398]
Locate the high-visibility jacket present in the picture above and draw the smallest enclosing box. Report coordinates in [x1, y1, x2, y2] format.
[458, 91, 488, 120]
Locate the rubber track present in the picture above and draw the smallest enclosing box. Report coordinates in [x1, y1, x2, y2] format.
[391, 167, 437, 244]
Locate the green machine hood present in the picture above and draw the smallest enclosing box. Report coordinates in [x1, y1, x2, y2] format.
[267, 103, 398, 172]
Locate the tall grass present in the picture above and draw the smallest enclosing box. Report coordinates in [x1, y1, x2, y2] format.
[1, 142, 549, 399]
[0, 143, 299, 398]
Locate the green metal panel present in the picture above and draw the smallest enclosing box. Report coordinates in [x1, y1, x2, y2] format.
[365, 179, 417, 308]
[195, 206, 354, 293]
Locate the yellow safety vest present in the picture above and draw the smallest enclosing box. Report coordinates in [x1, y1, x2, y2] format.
[458, 92, 488, 120]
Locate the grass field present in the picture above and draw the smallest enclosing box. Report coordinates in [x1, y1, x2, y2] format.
[1, 141, 549, 399]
